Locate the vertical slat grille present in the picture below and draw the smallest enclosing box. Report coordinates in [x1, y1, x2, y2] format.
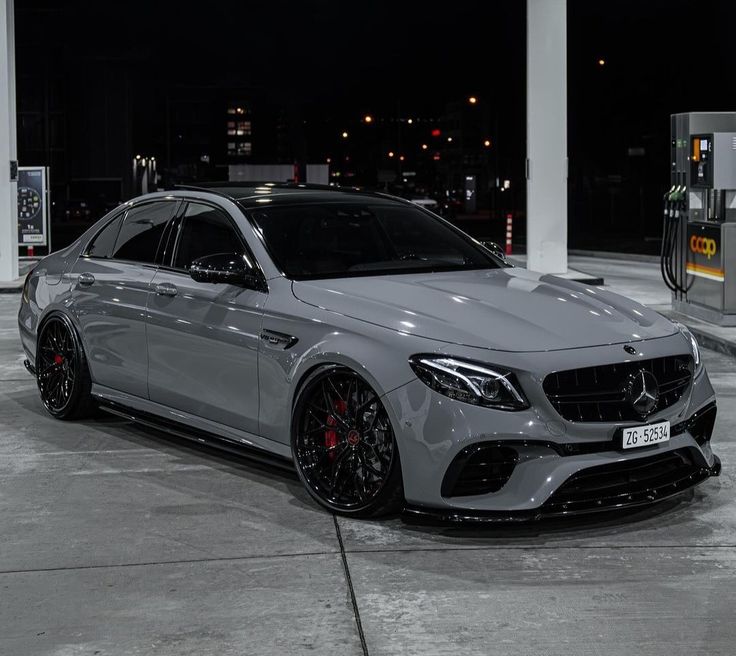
[543, 355, 693, 422]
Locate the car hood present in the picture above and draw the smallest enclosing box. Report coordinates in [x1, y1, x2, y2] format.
[291, 267, 678, 352]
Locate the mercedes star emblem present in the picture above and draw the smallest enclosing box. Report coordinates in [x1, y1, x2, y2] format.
[625, 369, 659, 418]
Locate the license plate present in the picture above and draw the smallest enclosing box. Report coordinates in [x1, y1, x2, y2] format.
[621, 420, 670, 450]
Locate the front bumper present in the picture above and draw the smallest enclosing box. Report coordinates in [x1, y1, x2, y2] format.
[382, 334, 721, 517]
[404, 452, 721, 523]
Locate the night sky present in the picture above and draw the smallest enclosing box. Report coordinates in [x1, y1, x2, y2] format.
[14, 0, 736, 251]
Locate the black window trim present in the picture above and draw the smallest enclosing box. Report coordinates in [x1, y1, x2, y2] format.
[82, 198, 181, 266]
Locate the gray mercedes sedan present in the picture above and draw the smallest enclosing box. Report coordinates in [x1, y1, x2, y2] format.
[18, 183, 721, 521]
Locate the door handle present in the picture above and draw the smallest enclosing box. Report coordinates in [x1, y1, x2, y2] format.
[78, 272, 95, 287]
[155, 282, 178, 297]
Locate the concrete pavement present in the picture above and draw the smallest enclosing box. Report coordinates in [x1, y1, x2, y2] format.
[1, 290, 735, 655]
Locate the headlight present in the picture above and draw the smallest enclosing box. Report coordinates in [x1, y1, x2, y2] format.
[675, 322, 702, 373]
[409, 355, 529, 410]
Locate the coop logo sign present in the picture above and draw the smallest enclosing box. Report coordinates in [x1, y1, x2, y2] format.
[690, 235, 717, 259]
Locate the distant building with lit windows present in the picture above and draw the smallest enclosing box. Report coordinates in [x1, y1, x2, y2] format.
[226, 105, 253, 159]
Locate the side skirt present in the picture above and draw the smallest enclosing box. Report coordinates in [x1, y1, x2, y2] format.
[91, 386, 293, 472]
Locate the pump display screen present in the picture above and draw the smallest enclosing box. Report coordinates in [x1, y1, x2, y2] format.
[691, 133, 713, 188]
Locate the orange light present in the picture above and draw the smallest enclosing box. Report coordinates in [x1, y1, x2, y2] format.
[468, 96, 478, 104]
[598, 58, 606, 66]
[363, 115, 373, 123]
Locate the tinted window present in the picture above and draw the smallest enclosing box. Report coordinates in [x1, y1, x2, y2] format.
[86, 214, 123, 258]
[250, 203, 502, 279]
[112, 202, 175, 264]
[173, 203, 243, 270]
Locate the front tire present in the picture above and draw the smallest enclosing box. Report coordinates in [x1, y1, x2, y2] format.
[36, 314, 95, 419]
[292, 366, 403, 517]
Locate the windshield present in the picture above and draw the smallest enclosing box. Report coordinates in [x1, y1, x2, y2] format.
[248, 202, 503, 280]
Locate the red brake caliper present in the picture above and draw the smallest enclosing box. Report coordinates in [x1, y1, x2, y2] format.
[325, 399, 347, 461]
[53, 354, 64, 365]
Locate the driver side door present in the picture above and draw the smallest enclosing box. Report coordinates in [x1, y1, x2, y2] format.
[145, 201, 266, 435]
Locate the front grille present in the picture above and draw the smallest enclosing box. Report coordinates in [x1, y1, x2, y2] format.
[543, 355, 693, 422]
[442, 445, 518, 497]
[543, 448, 709, 515]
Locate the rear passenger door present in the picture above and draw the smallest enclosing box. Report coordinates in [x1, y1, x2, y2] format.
[70, 200, 178, 398]
[146, 201, 266, 434]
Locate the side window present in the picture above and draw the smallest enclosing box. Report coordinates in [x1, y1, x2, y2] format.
[111, 202, 175, 264]
[173, 203, 244, 270]
[86, 213, 124, 258]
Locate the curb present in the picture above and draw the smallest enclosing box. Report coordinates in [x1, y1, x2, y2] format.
[660, 309, 736, 359]
[685, 326, 736, 360]
[568, 249, 660, 264]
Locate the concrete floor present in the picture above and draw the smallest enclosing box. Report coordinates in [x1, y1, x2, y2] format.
[1, 291, 735, 656]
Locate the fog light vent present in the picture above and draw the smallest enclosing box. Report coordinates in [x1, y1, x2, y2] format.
[442, 444, 518, 497]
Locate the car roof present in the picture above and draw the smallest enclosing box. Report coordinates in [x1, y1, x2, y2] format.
[172, 182, 410, 209]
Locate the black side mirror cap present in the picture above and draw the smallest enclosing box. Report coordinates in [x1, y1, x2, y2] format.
[189, 253, 267, 291]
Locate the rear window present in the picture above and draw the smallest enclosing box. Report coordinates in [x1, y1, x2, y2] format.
[112, 201, 176, 264]
[86, 214, 123, 258]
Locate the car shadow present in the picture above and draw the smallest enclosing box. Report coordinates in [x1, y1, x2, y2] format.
[3, 383, 726, 543]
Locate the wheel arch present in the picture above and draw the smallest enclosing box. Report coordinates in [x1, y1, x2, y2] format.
[288, 354, 410, 482]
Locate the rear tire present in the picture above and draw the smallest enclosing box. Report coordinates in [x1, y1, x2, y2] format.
[36, 314, 95, 419]
[292, 366, 404, 518]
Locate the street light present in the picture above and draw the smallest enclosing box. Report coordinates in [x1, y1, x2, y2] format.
[407, 118, 413, 124]
[341, 131, 349, 139]
[483, 139, 491, 147]
[388, 151, 395, 158]
[468, 96, 478, 105]
[597, 58, 606, 66]
[363, 115, 373, 123]
[421, 144, 428, 150]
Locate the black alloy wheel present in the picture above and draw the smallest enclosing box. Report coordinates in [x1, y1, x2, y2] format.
[36, 314, 94, 419]
[292, 367, 403, 517]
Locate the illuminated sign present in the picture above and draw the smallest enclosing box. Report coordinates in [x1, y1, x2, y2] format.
[689, 235, 717, 259]
[17, 167, 49, 247]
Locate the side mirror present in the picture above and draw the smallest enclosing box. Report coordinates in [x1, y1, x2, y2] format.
[189, 253, 266, 290]
[481, 240, 507, 262]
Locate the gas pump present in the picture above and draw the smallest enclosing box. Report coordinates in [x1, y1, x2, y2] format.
[665, 112, 736, 325]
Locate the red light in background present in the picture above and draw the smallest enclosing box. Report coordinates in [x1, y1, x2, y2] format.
[431, 129, 441, 137]
[433, 153, 441, 161]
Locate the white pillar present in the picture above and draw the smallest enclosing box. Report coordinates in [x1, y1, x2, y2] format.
[0, 0, 18, 281]
[527, 0, 567, 274]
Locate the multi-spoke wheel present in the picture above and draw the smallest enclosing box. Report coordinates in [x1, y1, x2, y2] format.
[292, 367, 403, 517]
[36, 314, 94, 419]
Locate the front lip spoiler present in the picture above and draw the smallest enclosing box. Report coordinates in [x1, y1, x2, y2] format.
[403, 455, 721, 525]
